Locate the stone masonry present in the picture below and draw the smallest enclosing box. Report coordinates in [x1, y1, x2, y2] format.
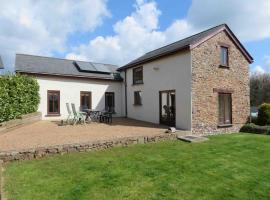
[191, 31, 250, 135]
[0, 133, 176, 163]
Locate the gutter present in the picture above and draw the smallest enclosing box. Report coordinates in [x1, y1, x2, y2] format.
[16, 71, 123, 82]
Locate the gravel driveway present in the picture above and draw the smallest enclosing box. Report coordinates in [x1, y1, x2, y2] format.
[0, 118, 167, 151]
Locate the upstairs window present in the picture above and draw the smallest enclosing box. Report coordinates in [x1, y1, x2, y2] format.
[218, 93, 232, 125]
[220, 46, 229, 67]
[134, 91, 142, 105]
[133, 66, 143, 84]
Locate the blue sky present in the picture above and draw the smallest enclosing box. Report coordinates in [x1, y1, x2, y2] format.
[0, 0, 269, 73]
[67, 0, 191, 47]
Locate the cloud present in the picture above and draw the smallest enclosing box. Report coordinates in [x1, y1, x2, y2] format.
[251, 56, 270, 74]
[252, 65, 266, 74]
[0, 0, 110, 72]
[66, 0, 196, 65]
[68, 0, 270, 66]
[187, 0, 270, 42]
[2, 0, 270, 71]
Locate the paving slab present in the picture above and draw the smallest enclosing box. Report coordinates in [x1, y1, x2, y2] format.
[177, 135, 209, 143]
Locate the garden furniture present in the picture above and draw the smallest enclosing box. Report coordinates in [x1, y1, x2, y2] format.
[66, 103, 73, 124]
[71, 103, 86, 125]
[99, 111, 113, 124]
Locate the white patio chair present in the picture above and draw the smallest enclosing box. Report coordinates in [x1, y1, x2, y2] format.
[66, 103, 73, 124]
[71, 103, 86, 125]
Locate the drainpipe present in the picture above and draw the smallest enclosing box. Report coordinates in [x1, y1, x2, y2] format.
[125, 69, 128, 117]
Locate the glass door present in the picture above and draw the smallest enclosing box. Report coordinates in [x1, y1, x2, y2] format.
[159, 90, 176, 126]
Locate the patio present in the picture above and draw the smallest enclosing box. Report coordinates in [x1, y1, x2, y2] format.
[0, 118, 168, 152]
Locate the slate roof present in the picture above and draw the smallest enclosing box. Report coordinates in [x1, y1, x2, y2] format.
[118, 24, 253, 70]
[0, 56, 4, 69]
[15, 54, 122, 81]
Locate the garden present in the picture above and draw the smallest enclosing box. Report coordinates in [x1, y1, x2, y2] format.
[241, 103, 270, 135]
[3, 133, 270, 200]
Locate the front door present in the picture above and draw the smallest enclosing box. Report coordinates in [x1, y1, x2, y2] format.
[159, 90, 176, 126]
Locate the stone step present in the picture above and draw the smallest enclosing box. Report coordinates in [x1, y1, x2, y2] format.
[177, 135, 209, 143]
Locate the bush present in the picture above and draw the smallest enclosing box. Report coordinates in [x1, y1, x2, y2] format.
[257, 103, 270, 126]
[0, 74, 40, 123]
[250, 116, 257, 124]
[240, 123, 270, 135]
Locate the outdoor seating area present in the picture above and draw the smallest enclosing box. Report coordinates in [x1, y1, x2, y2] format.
[0, 118, 167, 152]
[66, 103, 113, 125]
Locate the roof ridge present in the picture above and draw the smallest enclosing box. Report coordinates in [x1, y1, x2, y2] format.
[118, 23, 253, 70]
[144, 24, 226, 56]
[16, 53, 119, 67]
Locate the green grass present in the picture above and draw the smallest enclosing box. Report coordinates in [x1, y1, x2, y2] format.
[4, 133, 270, 200]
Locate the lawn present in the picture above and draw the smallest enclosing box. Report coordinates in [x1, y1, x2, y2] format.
[3, 133, 270, 200]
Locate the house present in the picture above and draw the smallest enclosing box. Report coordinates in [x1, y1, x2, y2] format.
[15, 24, 253, 134]
[15, 55, 124, 118]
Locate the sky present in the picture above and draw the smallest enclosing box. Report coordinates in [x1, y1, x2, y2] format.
[0, 0, 270, 74]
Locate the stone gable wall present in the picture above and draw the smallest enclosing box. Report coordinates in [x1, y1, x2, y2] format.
[191, 31, 250, 134]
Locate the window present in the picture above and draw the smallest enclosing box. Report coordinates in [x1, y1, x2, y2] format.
[105, 92, 115, 112]
[218, 93, 232, 125]
[80, 91, 92, 111]
[47, 90, 60, 115]
[133, 66, 143, 84]
[134, 91, 142, 105]
[220, 46, 229, 67]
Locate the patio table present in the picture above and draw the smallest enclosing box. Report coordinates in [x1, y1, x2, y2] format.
[84, 109, 101, 121]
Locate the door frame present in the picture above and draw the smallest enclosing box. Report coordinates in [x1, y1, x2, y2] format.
[159, 90, 176, 127]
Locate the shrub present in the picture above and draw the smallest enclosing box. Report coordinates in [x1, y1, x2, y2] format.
[240, 123, 270, 135]
[248, 114, 257, 124]
[257, 103, 270, 126]
[0, 74, 40, 123]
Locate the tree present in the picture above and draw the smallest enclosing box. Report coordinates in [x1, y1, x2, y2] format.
[250, 73, 270, 107]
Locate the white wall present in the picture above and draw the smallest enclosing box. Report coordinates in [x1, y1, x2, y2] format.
[37, 76, 123, 120]
[125, 50, 192, 130]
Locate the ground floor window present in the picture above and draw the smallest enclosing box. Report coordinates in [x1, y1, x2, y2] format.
[134, 91, 142, 105]
[47, 90, 60, 115]
[80, 91, 92, 111]
[218, 93, 232, 125]
[105, 92, 115, 112]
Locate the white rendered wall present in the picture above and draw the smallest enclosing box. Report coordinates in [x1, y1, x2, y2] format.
[125, 50, 192, 130]
[36, 76, 123, 120]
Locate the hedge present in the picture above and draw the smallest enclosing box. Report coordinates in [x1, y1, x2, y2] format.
[240, 123, 270, 135]
[257, 103, 270, 126]
[0, 74, 40, 123]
